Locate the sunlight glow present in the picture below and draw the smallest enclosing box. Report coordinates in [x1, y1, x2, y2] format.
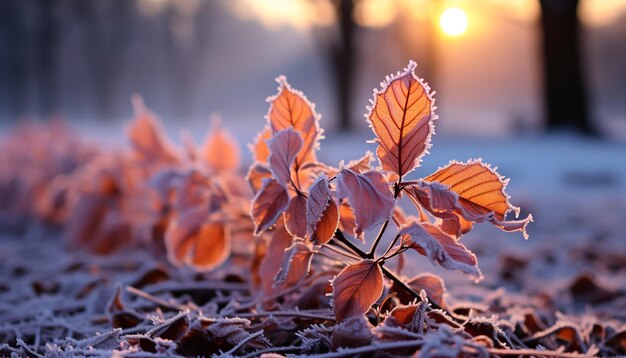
[439, 7, 468, 36]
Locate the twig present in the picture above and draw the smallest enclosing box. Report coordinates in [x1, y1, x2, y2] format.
[228, 310, 334, 321]
[239, 345, 302, 358]
[221, 330, 264, 356]
[485, 348, 591, 357]
[126, 286, 187, 311]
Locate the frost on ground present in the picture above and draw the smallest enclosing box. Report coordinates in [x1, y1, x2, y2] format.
[1, 62, 625, 357]
[0, 195, 625, 357]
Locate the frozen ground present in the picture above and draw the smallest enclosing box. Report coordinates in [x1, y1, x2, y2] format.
[1, 124, 625, 356]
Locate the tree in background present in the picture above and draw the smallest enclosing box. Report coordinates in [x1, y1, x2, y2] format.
[539, 0, 598, 135]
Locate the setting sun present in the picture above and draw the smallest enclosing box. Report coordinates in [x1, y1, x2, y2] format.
[440, 7, 468, 36]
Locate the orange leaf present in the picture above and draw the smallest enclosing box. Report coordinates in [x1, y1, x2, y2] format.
[127, 95, 179, 164]
[422, 159, 532, 239]
[249, 126, 272, 164]
[246, 163, 272, 194]
[406, 273, 447, 309]
[259, 224, 293, 295]
[331, 260, 384, 321]
[251, 178, 290, 235]
[267, 128, 303, 187]
[335, 169, 395, 239]
[266, 76, 322, 166]
[165, 208, 230, 271]
[201, 115, 240, 172]
[273, 240, 313, 289]
[306, 175, 339, 245]
[284, 194, 307, 238]
[367, 61, 436, 179]
[400, 221, 482, 279]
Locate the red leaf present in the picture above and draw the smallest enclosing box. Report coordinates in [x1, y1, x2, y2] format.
[273, 240, 313, 289]
[335, 169, 395, 239]
[331, 260, 384, 321]
[201, 115, 240, 172]
[266, 76, 322, 166]
[399, 221, 482, 279]
[284, 194, 307, 238]
[251, 178, 290, 235]
[267, 128, 303, 187]
[366, 61, 436, 178]
[306, 175, 339, 244]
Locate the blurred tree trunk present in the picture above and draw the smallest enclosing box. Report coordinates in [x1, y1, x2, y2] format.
[75, 0, 133, 120]
[0, 0, 28, 119]
[36, 0, 61, 116]
[315, 0, 356, 132]
[539, 0, 597, 135]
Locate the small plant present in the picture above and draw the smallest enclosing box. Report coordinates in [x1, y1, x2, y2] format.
[249, 61, 532, 321]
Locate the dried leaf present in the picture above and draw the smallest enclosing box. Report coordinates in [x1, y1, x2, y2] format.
[267, 128, 303, 186]
[201, 115, 240, 172]
[127, 95, 179, 163]
[267, 76, 321, 166]
[251, 178, 290, 235]
[165, 208, 230, 271]
[400, 221, 482, 279]
[338, 201, 356, 236]
[366, 61, 436, 178]
[284, 194, 307, 238]
[259, 224, 293, 295]
[273, 241, 313, 288]
[421, 159, 532, 239]
[331, 259, 384, 321]
[306, 175, 339, 244]
[331, 316, 374, 349]
[406, 273, 447, 309]
[250, 126, 272, 163]
[335, 168, 395, 238]
[246, 163, 272, 194]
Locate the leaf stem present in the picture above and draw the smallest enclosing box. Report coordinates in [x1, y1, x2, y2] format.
[332, 228, 444, 311]
[366, 182, 401, 258]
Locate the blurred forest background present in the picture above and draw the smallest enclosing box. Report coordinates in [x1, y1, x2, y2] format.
[1, 0, 625, 140]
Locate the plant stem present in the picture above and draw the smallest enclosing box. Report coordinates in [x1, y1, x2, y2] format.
[332, 229, 445, 311]
[366, 182, 401, 258]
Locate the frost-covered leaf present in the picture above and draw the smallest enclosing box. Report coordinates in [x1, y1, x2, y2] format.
[335, 168, 395, 239]
[201, 115, 240, 172]
[273, 240, 313, 288]
[146, 312, 190, 341]
[267, 128, 303, 186]
[284, 194, 307, 238]
[127, 95, 179, 163]
[246, 162, 272, 194]
[306, 175, 339, 244]
[331, 259, 384, 321]
[250, 126, 272, 163]
[259, 224, 294, 295]
[331, 316, 374, 349]
[407, 274, 447, 309]
[165, 208, 230, 271]
[338, 201, 357, 236]
[400, 221, 481, 279]
[267, 76, 321, 166]
[251, 178, 290, 235]
[367, 61, 436, 178]
[417, 159, 533, 238]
